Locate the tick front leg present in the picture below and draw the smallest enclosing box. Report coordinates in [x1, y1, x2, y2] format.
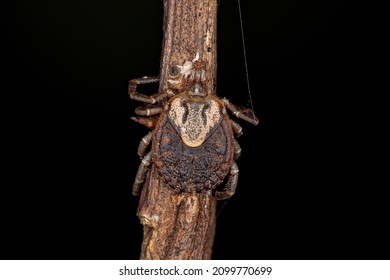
[216, 162, 239, 200]
[128, 76, 159, 101]
[132, 151, 152, 196]
[129, 76, 174, 104]
[221, 98, 259, 125]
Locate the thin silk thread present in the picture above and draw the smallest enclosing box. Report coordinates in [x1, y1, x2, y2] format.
[238, 0, 256, 113]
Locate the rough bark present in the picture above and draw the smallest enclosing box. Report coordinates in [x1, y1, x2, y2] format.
[159, 0, 217, 94]
[136, 0, 218, 260]
[138, 167, 216, 259]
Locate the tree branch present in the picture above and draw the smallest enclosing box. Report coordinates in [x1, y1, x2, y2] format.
[136, 0, 219, 260]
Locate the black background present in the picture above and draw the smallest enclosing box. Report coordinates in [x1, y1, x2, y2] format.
[1, 0, 389, 260]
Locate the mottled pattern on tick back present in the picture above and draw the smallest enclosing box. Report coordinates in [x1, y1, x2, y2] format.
[153, 94, 234, 192]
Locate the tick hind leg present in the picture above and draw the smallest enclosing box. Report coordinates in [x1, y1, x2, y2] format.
[132, 151, 152, 196]
[233, 139, 241, 161]
[216, 162, 239, 200]
[137, 131, 154, 157]
[230, 119, 243, 137]
[231, 120, 242, 160]
[132, 129, 154, 195]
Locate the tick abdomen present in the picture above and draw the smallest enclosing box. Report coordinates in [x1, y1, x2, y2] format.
[153, 107, 234, 193]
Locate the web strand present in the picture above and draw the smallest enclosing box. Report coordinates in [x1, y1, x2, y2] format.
[238, 0, 256, 114]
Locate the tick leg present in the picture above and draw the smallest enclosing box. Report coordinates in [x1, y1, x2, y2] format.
[135, 105, 163, 116]
[132, 151, 152, 196]
[221, 97, 259, 125]
[137, 131, 154, 157]
[216, 162, 239, 200]
[128, 76, 159, 103]
[230, 119, 243, 137]
[131, 115, 159, 129]
[129, 76, 174, 104]
[233, 139, 241, 161]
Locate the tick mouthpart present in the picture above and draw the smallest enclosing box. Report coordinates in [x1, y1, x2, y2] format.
[189, 82, 206, 97]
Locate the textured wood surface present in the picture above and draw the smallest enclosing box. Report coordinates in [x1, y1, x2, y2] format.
[159, 0, 218, 94]
[136, 0, 219, 260]
[138, 166, 216, 259]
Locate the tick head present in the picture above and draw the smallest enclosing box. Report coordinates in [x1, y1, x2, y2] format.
[189, 82, 206, 97]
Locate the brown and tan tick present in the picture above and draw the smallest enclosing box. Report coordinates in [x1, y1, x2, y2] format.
[129, 60, 258, 200]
